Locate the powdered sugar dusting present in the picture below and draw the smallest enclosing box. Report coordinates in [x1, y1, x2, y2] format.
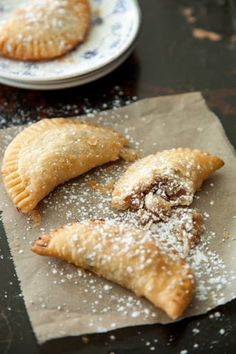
[25, 155, 235, 312]
[0, 92, 236, 343]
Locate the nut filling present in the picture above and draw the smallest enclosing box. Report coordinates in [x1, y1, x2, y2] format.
[150, 207, 204, 256]
[172, 208, 204, 255]
[129, 177, 193, 225]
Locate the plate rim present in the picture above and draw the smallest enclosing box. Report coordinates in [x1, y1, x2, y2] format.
[0, 43, 135, 89]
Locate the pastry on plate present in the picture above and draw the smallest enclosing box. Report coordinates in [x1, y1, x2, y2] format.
[1, 118, 128, 213]
[31, 220, 195, 319]
[112, 148, 224, 221]
[0, 0, 91, 61]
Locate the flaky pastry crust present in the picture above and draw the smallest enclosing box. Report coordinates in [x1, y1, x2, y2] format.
[0, 0, 91, 61]
[31, 220, 195, 319]
[1, 118, 128, 213]
[112, 148, 224, 221]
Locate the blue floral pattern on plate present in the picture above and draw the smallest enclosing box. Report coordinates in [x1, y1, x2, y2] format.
[0, 0, 141, 82]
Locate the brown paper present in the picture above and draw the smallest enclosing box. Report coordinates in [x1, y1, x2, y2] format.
[0, 92, 236, 343]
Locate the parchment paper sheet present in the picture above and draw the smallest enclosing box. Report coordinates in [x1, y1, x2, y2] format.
[0, 92, 236, 343]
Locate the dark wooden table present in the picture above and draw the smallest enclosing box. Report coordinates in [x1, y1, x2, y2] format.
[0, 1, 236, 353]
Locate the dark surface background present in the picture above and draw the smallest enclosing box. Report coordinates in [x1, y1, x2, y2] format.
[0, 1, 236, 353]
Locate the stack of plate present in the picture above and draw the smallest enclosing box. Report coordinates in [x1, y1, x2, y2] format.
[0, 0, 141, 90]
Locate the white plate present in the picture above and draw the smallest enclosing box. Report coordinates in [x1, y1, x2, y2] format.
[0, 0, 141, 82]
[0, 43, 135, 89]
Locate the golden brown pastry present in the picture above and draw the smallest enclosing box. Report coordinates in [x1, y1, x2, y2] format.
[31, 220, 195, 320]
[1, 118, 128, 213]
[0, 0, 91, 61]
[112, 148, 224, 221]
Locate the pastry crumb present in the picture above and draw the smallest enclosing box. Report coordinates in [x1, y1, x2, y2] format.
[81, 336, 89, 344]
[192, 28, 222, 42]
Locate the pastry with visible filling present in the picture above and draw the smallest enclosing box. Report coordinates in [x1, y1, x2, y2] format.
[1, 118, 128, 213]
[0, 0, 91, 61]
[31, 220, 195, 320]
[112, 148, 224, 221]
